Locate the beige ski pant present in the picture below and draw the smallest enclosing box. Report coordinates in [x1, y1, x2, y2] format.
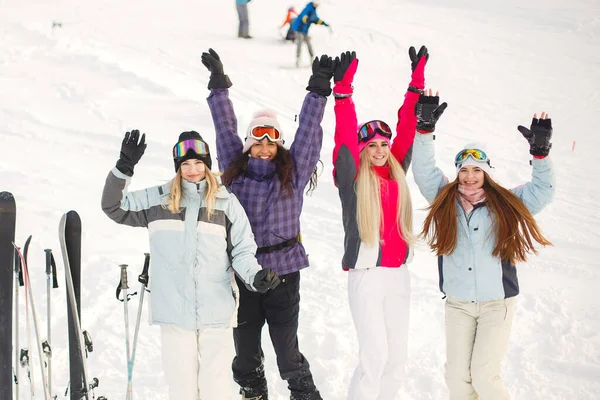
[444, 296, 516, 400]
[160, 325, 234, 400]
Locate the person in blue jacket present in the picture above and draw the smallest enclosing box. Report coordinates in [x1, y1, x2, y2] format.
[102, 130, 281, 399]
[411, 91, 555, 400]
[291, 0, 329, 67]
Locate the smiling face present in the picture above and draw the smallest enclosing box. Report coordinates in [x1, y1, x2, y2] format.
[457, 165, 485, 189]
[364, 139, 390, 166]
[180, 159, 206, 182]
[249, 140, 278, 161]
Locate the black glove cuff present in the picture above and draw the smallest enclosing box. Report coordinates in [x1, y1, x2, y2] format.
[208, 74, 232, 89]
[306, 76, 332, 97]
[530, 143, 552, 157]
[115, 160, 134, 177]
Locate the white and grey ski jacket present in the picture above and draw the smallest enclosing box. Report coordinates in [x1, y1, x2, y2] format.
[102, 167, 262, 330]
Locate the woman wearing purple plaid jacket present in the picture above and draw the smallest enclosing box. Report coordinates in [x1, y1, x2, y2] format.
[201, 48, 336, 400]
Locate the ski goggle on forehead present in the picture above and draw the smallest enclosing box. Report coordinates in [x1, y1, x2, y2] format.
[454, 149, 489, 165]
[173, 139, 209, 159]
[358, 120, 393, 142]
[250, 126, 282, 142]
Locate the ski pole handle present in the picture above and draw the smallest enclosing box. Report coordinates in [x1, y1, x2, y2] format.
[119, 264, 129, 290]
[138, 253, 150, 286]
[44, 249, 52, 275]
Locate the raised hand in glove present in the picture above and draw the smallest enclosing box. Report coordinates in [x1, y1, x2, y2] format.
[408, 45, 428, 90]
[253, 268, 281, 293]
[416, 89, 448, 133]
[116, 130, 146, 176]
[201, 48, 232, 89]
[518, 112, 553, 157]
[333, 50, 358, 98]
[306, 54, 337, 97]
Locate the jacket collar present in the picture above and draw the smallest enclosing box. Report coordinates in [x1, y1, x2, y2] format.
[246, 157, 277, 181]
[372, 164, 391, 179]
[181, 178, 207, 195]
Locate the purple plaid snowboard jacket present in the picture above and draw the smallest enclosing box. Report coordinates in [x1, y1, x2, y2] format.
[207, 89, 327, 276]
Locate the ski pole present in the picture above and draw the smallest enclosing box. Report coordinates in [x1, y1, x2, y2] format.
[44, 249, 58, 396]
[128, 253, 150, 398]
[14, 242, 51, 400]
[19, 348, 32, 399]
[14, 248, 21, 400]
[119, 264, 133, 400]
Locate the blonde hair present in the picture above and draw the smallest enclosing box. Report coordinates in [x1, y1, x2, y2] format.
[166, 168, 221, 219]
[355, 150, 416, 247]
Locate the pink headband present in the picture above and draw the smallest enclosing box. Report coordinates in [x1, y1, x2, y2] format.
[358, 132, 392, 153]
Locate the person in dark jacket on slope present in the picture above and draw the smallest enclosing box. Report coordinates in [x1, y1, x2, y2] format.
[201, 47, 336, 400]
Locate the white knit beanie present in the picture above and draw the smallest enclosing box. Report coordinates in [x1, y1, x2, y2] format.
[455, 142, 493, 175]
[242, 110, 284, 154]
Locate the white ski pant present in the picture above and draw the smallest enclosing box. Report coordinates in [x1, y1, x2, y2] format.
[347, 266, 411, 400]
[444, 296, 516, 400]
[160, 325, 233, 400]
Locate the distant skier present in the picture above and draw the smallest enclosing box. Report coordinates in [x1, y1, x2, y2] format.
[236, 0, 252, 39]
[281, 6, 298, 42]
[291, 0, 329, 67]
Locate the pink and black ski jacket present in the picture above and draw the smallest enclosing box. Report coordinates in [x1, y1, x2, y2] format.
[332, 85, 421, 270]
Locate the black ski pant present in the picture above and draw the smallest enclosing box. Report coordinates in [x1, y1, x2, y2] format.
[232, 271, 321, 399]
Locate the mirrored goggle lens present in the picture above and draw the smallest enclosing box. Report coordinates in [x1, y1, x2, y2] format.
[173, 139, 209, 159]
[358, 120, 393, 142]
[454, 149, 488, 164]
[251, 126, 282, 141]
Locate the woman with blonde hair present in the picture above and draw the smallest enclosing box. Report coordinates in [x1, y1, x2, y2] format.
[331, 46, 428, 400]
[101, 129, 280, 400]
[411, 91, 555, 399]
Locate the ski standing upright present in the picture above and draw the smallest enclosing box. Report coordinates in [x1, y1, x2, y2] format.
[0, 191, 16, 399]
[59, 210, 90, 400]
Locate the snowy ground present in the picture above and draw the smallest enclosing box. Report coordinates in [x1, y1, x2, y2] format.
[2, 0, 600, 398]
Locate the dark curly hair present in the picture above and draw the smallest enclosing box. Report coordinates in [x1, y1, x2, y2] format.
[221, 148, 320, 197]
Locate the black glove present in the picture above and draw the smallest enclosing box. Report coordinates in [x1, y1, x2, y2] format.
[115, 130, 146, 176]
[518, 116, 553, 157]
[201, 48, 232, 89]
[408, 45, 428, 73]
[334, 50, 356, 83]
[253, 268, 281, 293]
[306, 54, 337, 97]
[415, 94, 447, 133]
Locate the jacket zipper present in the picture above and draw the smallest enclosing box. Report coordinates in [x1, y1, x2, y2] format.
[463, 207, 478, 302]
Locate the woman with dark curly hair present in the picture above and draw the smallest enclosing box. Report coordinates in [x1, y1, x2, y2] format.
[201, 48, 335, 400]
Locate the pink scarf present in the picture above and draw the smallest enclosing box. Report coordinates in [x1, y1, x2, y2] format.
[458, 185, 486, 215]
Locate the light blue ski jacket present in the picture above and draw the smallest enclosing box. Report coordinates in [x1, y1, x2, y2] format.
[101, 168, 262, 330]
[412, 134, 555, 302]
